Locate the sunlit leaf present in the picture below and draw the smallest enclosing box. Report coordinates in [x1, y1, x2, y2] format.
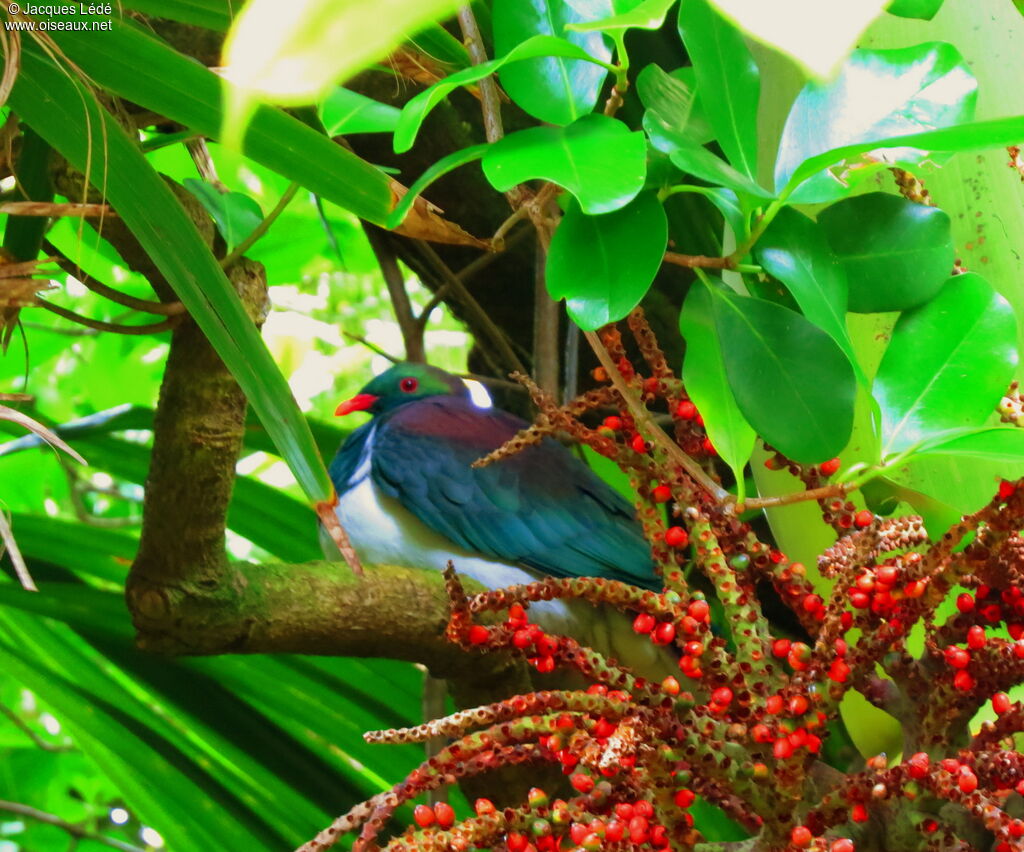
[679, 285, 756, 488]
[667, 139, 774, 199]
[886, 0, 944, 20]
[874, 273, 1018, 454]
[677, 0, 760, 180]
[386, 144, 489, 229]
[705, 0, 889, 77]
[709, 284, 857, 462]
[818, 192, 953, 312]
[483, 115, 647, 214]
[547, 193, 667, 329]
[568, 0, 678, 33]
[492, 0, 612, 125]
[776, 43, 978, 202]
[320, 88, 402, 136]
[221, 0, 463, 144]
[637, 64, 714, 153]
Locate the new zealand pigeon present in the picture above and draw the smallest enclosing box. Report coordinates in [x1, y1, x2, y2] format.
[326, 362, 673, 679]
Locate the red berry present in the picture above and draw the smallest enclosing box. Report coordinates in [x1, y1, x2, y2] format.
[475, 798, 495, 815]
[631, 434, 647, 454]
[634, 801, 654, 819]
[711, 686, 733, 706]
[652, 484, 672, 503]
[999, 479, 1016, 500]
[570, 773, 594, 794]
[665, 526, 689, 548]
[468, 625, 490, 645]
[602, 416, 623, 431]
[765, 694, 784, 715]
[676, 400, 697, 420]
[953, 669, 976, 691]
[652, 622, 676, 645]
[831, 839, 855, 852]
[751, 724, 773, 743]
[854, 510, 874, 528]
[907, 752, 930, 779]
[434, 802, 455, 829]
[819, 458, 841, 476]
[957, 767, 978, 793]
[802, 594, 823, 614]
[956, 593, 975, 613]
[967, 625, 986, 649]
[791, 826, 813, 847]
[632, 613, 656, 634]
[673, 789, 695, 808]
[527, 788, 549, 809]
[851, 804, 868, 823]
[944, 646, 970, 668]
[661, 676, 680, 695]
[688, 599, 710, 621]
[773, 737, 793, 759]
[414, 804, 435, 827]
[993, 692, 1012, 715]
[788, 695, 809, 716]
[772, 639, 791, 658]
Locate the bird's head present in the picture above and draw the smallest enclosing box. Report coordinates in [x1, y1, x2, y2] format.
[335, 362, 470, 417]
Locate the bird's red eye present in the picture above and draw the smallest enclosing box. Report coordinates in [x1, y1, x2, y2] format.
[400, 377, 419, 393]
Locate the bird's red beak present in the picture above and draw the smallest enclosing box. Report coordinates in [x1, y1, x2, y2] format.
[335, 393, 378, 416]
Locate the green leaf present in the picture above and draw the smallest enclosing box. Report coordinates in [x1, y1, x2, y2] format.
[386, 144, 489, 229]
[874, 272, 1018, 453]
[637, 64, 714, 152]
[679, 285, 756, 488]
[320, 87, 402, 136]
[705, 0, 888, 77]
[547, 193, 667, 329]
[11, 45, 334, 507]
[817, 192, 954, 312]
[709, 284, 857, 462]
[492, 0, 612, 125]
[886, 0, 944, 20]
[483, 115, 647, 214]
[677, 0, 760, 180]
[568, 0, 678, 32]
[48, 18, 393, 225]
[120, 0, 234, 30]
[754, 206, 862, 383]
[775, 43, 978, 202]
[183, 179, 264, 250]
[220, 0, 463, 143]
[11, 514, 136, 585]
[393, 35, 613, 153]
[667, 139, 774, 199]
[911, 427, 1024, 463]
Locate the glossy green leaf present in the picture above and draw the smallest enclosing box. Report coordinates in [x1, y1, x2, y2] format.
[785, 115, 1024, 204]
[11, 514, 136, 584]
[874, 273, 1018, 454]
[120, 0, 234, 30]
[483, 115, 648, 214]
[910, 427, 1024, 463]
[637, 64, 714, 152]
[547, 193, 668, 329]
[386, 144, 489, 229]
[183, 179, 264, 250]
[407, 23, 472, 69]
[492, 0, 612, 125]
[11, 46, 334, 508]
[667, 139, 774, 199]
[886, 0, 944, 19]
[775, 43, 978, 202]
[220, 0, 463, 142]
[754, 206, 861, 381]
[677, 0, 760, 180]
[49, 18, 393, 224]
[679, 285, 756, 487]
[320, 87, 402, 136]
[709, 285, 857, 462]
[393, 35, 613, 153]
[568, 0, 678, 32]
[818, 192, 953, 312]
[667, 185, 746, 239]
[706, 0, 888, 77]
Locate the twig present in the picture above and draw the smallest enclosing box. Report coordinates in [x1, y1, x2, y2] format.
[44, 241, 186, 317]
[363, 224, 425, 362]
[456, 223, 532, 283]
[0, 800, 145, 852]
[220, 181, 300, 268]
[456, 6, 505, 146]
[413, 240, 528, 377]
[739, 482, 856, 513]
[583, 328, 730, 503]
[0, 701, 74, 752]
[0, 201, 113, 217]
[186, 137, 228, 193]
[342, 330, 400, 363]
[35, 300, 178, 335]
[663, 251, 736, 270]
[532, 243, 560, 395]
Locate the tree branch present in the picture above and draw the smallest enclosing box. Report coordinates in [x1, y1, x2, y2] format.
[0, 799, 145, 852]
[363, 224, 426, 362]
